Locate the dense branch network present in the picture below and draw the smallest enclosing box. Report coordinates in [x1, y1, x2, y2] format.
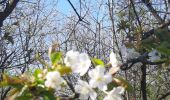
[0, 0, 19, 27]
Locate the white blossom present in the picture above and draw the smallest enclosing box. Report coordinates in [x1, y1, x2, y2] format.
[109, 52, 120, 74]
[64, 50, 91, 76]
[110, 52, 118, 67]
[64, 50, 79, 67]
[88, 65, 112, 91]
[75, 80, 97, 100]
[103, 86, 125, 100]
[45, 71, 64, 90]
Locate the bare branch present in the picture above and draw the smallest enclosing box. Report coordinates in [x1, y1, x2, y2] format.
[0, 0, 19, 27]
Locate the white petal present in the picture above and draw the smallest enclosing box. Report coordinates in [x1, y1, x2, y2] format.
[104, 87, 124, 100]
[75, 80, 96, 100]
[89, 80, 97, 88]
[75, 85, 82, 92]
[109, 66, 120, 74]
[98, 84, 107, 91]
[65, 51, 91, 76]
[104, 95, 122, 100]
[111, 95, 123, 100]
[110, 52, 118, 67]
[90, 91, 97, 100]
[96, 65, 105, 74]
[45, 71, 63, 89]
[104, 74, 112, 83]
[113, 86, 125, 94]
[88, 66, 112, 91]
[79, 54, 91, 76]
[103, 95, 112, 100]
[64, 50, 79, 67]
[79, 94, 89, 100]
[44, 81, 51, 87]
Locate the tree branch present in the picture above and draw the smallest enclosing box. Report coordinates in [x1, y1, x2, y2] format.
[142, 20, 170, 40]
[67, 0, 82, 21]
[158, 91, 170, 100]
[140, 63, 147, 100]
[142, 0, 164, 24]
[120, 52, 164, 70]
[0, 0, 19, 27]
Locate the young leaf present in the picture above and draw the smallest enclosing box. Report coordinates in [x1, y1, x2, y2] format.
[33, 69, 44, 84]
[56, 65, 72, 75]
[91, 58, 104, 66]
[34, 70, 42, 77]
[50, 52, 62, 65]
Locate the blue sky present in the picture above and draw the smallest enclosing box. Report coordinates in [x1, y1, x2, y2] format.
[57, 0, 75, 15]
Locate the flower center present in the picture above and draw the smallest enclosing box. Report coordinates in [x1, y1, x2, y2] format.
[81, 87, 89, 94]
[97, 77, 102, 81]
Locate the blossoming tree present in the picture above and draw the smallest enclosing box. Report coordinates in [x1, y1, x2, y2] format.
[0, 45, 132, 100]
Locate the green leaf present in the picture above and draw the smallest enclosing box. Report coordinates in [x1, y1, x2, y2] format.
[7, 90, 33, 100]
[155, 28, 170, 42]
[33, 69, 42, 78]
[13, 85, 34, 100]
[163, 59, 170, 66]
[107, 81, 119, 91]
[50, 52, 62, 65]
[15, 95, 33, 100]
[157, 46, 170, 56]
[141, 37, 158, 51]
[33, 69, 44, 84]
[41, 91, 57, 100]
[91, 58, 104, 66]
[56, 65, 72, 75]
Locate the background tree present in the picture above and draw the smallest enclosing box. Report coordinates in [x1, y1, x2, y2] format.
[0, 0, 170, 100]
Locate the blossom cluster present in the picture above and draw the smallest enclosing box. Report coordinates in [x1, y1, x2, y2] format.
[44, 50, 125, 100]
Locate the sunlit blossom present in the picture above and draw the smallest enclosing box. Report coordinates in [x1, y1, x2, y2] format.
[64, 50, 91, 76]
[45, 71, 64, 90]
[109, 52, 120, 74]
[88, 65, 112, 91]
[75, 80, 97, 100]
[103, 86, 125, 100]
[110, 52, 118, 67]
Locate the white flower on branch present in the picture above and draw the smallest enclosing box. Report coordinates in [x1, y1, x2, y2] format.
[64, 50, 79, 67]
[103, 86, 125, 100]
[88, 65, 112, 91]
[110, 52, 118, 67]
[64, 50, 91, 76]
[109, 52, 120, 74]
[45, 71, 64, 90]
[75, 80, 97, 100]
